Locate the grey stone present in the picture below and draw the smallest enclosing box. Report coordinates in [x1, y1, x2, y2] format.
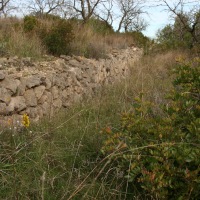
[73, 93, 82, 103]
[0, 87, 11, 104]
[43, 91, 53, 103]
[0, 72, 5, 80]
[38, 94, 48, 104]
[42, 77, 52, 90]
[17, 78, 26, 95]
[52, 86, 59, 99]
[0, 78, 19, 94]
[7, 96, 26, 113]
[24, 89, 37, 107]
[26, 75, 41, 88]
[53, 99, 62, 109]
[53, 75, 66, 89]
[60, 55, 71, 61]
[68, 59, 80, 67]
[34, 85, 45, 100]
[26, 107, 39, 119]
[0, 103, 8, 115]
[41, 102, 51, 115]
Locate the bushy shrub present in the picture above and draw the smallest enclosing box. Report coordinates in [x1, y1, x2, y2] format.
[40, 19, 74, 55]
[23, 15, 38, 32]
[101, 58, 200, 199]
[86, 18, 114, 35]
[23, 15, 74, 56]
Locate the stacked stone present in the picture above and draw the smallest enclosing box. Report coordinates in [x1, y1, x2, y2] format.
[0, 47, 142, 125]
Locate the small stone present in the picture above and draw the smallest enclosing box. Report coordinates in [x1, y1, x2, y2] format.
[24, 89, 37, 107]
[0, 103, 8, 115]
[0, 87, 11, 104]
[0, 78, 19, 94]
[0, 72, 5, 80]
[53, 99, 62, 109]
[38, 94, 48, 104]
[26, 75, 41, 88]
[17, 78, 26, 95]
[7, 96, 26, 113]
[52, 86, 59, 99]
[34, 85, 46, 100]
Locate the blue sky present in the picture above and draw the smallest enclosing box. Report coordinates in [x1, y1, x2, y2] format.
[12, 0, 200, 39]
[142, 0, 200, 38]
[142, 6, 171, 38]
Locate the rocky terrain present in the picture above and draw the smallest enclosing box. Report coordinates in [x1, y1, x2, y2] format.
[0, 47, 142, 127]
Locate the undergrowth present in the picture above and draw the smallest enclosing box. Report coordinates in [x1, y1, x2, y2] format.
[0, 16, 142, 59]
[1, 52, 199, 199]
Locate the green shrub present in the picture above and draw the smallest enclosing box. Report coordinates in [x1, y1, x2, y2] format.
[40, 19, 74, 55]
[86, 18, 114, 35]
[23, 16, 38, 32]
[101, 58, 200, 199]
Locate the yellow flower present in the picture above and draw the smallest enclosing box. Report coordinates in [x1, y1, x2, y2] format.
[7, 118, 13, 126]
[22, 114, 30, 128]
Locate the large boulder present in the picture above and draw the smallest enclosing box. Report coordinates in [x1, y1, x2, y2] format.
[0, 87, 11, 105]
[0, 103, 8, 115]
[34, 85, 46, 100]
[0, 72, 5, 80]
[7, 96, 26, 113]
[24, 89, 37, 107]
[0, 78, 20, 94]
[26, 75, 41, 88]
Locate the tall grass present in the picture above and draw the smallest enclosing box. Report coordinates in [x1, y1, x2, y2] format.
[7, 30, 46, 58]
[0, 51, 181, 199]
[0, 17, 135, 59]
[0, 17, 46, 58]
[70, 25, 134, 59]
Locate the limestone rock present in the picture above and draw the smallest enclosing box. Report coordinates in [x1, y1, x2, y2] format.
[26, 75, 41, 88]
[26, 107, 39, 119]
[24, 89, 37, 107]
[41, 102, 51, 115]
[0, 72, 5, 80]
[73, 93, 82, 103]
[7, 96, 26, 113]
[43, 91, 53, 103]
[17, 78, 26, 95]
[68, 59, 80, 67]
[42, 77, 52, 90]
[52, 74, 66, 89]
[0, 78, 19, 94]
[0, 87, 11, 104]
[0, 103, 8, 115]
[52, 86, 59, 99]
[61, 89, 70, 107]
[34, 85, 45, 100]
[53, 99, 62, 109]
[38, 94, 48, 104]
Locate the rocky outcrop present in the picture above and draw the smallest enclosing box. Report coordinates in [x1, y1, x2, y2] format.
[0, 47, 142, 126]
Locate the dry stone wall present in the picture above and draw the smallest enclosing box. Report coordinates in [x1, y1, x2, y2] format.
[0, 47, 142, 126]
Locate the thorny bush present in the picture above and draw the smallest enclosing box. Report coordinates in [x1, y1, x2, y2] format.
[101, 57, 200, 199]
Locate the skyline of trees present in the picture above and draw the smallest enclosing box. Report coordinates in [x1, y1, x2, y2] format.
[0, 0, 199, 37]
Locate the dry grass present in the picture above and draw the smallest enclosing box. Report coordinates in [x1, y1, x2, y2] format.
[0, 17, 135, 59]
[7, 30, 46, 57]
[70, 25, 134, 59]
[0, 17, 46, 57]
[0, 50, 187, 199]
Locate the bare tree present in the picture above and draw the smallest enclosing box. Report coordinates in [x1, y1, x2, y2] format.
[27, 0, 66, 16]
[115, 0, 146, 32]
[72, 0, 104, 23]
[0, 0, 17, 17]
[161, 0, 200, 46]
[0, 0, 10, 11]
[95, 0, 114, 27]
[129, 15, 148, 32]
